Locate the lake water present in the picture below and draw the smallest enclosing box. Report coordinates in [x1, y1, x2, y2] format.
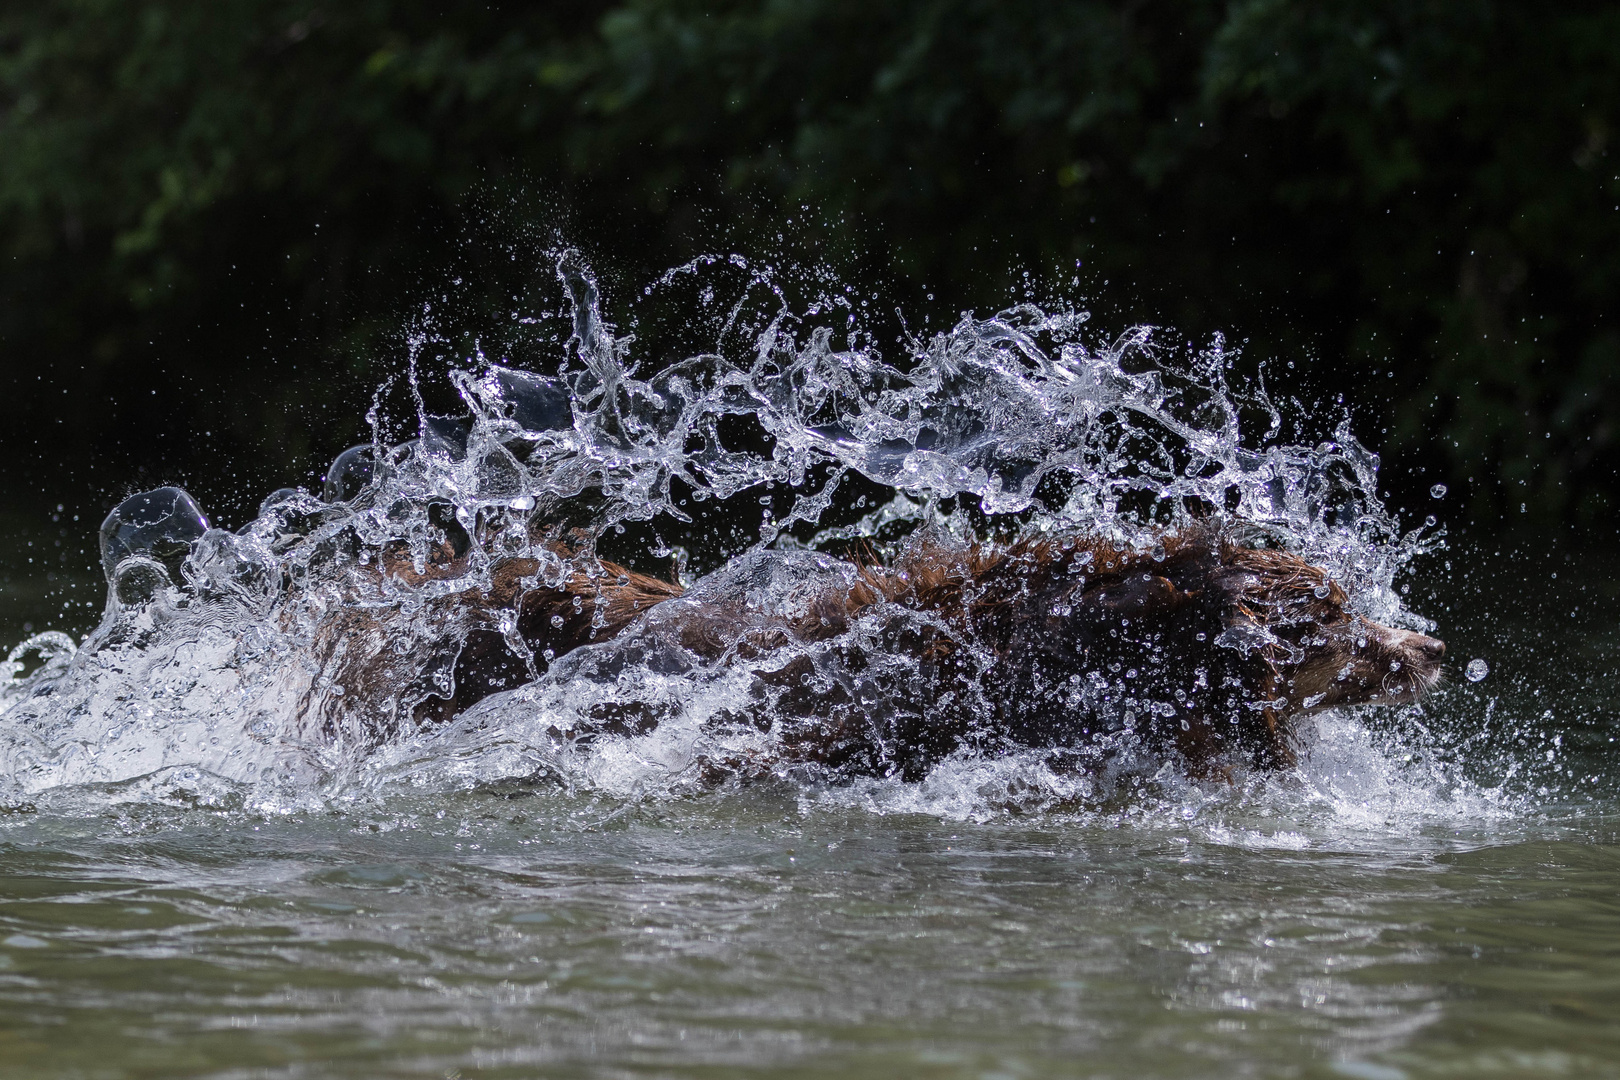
[0, 536, 1615, 1080]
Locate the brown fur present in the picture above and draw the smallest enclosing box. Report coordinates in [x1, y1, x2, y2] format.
[296, 526, 1444, 778]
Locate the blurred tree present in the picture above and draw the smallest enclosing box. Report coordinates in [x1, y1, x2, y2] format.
[1, 0, 1615, 527]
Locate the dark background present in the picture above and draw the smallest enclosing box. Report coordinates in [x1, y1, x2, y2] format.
[2, 0, 1616, 567]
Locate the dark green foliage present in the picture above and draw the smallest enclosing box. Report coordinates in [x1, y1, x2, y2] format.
[1, 0, 1614, 528]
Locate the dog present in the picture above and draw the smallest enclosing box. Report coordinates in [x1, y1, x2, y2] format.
[295, 522, 1444, 781]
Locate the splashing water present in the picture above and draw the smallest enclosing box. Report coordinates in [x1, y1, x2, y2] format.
[0, 251, 1477, 822]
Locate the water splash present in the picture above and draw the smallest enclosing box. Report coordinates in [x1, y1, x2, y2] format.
[0, 250, 1480, 818]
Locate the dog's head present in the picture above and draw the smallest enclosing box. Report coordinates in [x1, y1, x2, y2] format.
[1219, 545, 1444, 715]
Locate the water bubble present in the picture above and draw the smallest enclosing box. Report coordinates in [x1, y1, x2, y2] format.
[1430, 484, 1447, 498]
[323, 444, 379, 503]
[99, 486, 209, 583]
[1465, 658, 1489, 682]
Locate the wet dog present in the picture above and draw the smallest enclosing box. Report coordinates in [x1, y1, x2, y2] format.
[302, 525, 1443, 780]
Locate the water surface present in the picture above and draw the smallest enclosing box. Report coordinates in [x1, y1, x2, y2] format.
[0, 789, 1616, 1078]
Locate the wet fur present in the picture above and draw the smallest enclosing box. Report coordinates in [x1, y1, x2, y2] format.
[299, 527, 1444, 778]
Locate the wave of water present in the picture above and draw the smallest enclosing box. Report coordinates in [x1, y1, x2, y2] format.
[0, 251, 1503, 825]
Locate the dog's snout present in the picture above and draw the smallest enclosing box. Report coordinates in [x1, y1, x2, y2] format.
[1412, 634, 1445, 661]
[1384, 628, 1445, 663]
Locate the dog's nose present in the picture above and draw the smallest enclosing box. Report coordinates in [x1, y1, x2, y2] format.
[1413, 634, 1446, 661]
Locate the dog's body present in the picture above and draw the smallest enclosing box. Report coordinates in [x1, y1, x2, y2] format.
[297, 525, 1443, 779]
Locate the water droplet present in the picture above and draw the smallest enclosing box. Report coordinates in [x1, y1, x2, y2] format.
[1430, 484, 1447, 498]
[1465, 658, 1489, 682]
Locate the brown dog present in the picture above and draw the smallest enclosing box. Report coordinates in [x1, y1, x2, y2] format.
[296, 525, 1443, 780]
